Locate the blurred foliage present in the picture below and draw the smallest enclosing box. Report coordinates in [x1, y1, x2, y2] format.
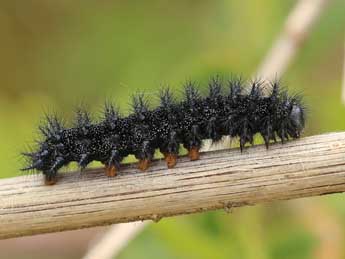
[0, 0, 345, 258]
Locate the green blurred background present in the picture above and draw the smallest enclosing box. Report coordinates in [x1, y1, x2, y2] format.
[0, 0, 345, 258]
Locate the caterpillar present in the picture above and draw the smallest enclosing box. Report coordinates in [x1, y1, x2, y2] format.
[22, 77, 305, 185]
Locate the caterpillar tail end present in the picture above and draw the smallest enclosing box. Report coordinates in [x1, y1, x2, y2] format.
[188, 147, 200, 161]
[164, 153, 177, 168]
[138, 159, 151, 171]
[105, 165, 118, 177]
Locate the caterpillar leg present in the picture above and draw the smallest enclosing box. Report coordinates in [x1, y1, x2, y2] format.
[138, 159, 151, 171]
[136, 140, 154, 171]
[44, 156, 65, 185]
[260, 122, 275, 149]
[105, 165, 118, 177]
[104, 150, 122, 177]
[164, 153, 178, 168]
[78, 153, 91, 171]
[239, 122, 254, 152]
[160, 130, 180, 169]
[188, 147, 200, 161]
[184, 125, 202, 161]
[44, 172, 58, 185]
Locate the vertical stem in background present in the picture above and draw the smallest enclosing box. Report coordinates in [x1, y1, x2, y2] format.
[292, 200, 343, 259]
[256, 0, 330, 81]
[82, 1, 331, 259]
[83, 222, 150, 259]
[341, 37, 345, 105]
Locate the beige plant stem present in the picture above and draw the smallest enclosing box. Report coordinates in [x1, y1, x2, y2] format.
[83, 222, 150, 259]
[1, 132, 345, 241]
[341, 37, 345, 105]
[256, 0, 330, 81]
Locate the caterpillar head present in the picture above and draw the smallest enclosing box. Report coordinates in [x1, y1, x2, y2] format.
[289, 104, 305, 138]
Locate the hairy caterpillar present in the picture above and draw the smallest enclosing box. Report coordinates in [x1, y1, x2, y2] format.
[22, 77, 305, 185]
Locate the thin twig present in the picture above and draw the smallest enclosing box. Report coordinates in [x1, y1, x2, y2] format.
[83, 222, 150, 259]
[1, 132, 345, 240]
[341, 36, 345, 105]
[292, 200, 344, 259]
[256, 0, 330, 80]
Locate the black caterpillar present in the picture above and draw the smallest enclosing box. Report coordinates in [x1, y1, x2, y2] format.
[22, 77, 305, 185]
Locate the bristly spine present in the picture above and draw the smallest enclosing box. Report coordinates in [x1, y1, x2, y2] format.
[22, 76, 306, 185]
